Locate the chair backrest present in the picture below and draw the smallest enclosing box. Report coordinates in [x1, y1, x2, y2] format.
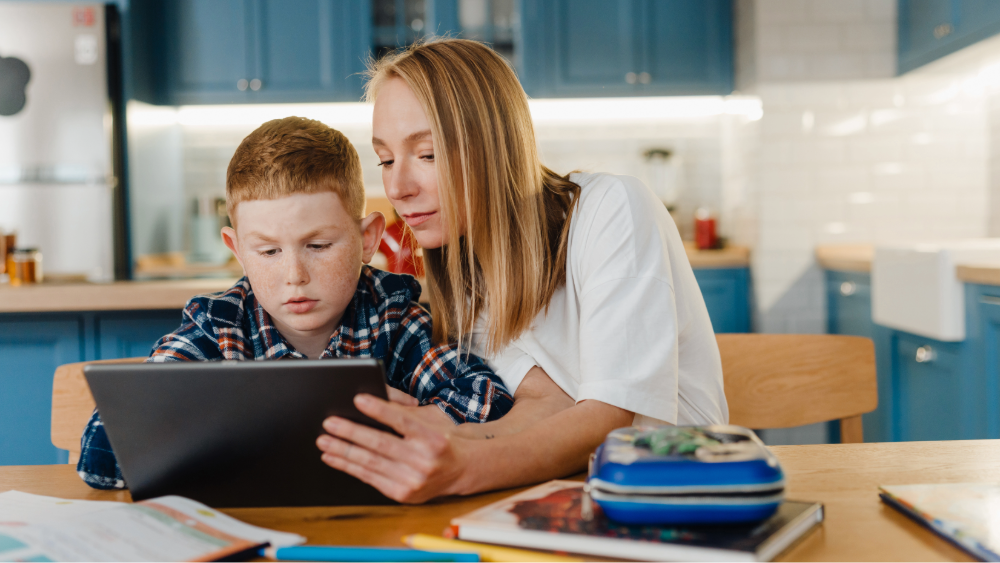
[52, 357, 145, 463]
[717, 334, 877, 443]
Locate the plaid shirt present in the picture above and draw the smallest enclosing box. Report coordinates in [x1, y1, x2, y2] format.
[78, 266, 513, 490]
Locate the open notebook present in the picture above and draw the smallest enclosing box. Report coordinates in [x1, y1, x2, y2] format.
[0, 490, 304, 562]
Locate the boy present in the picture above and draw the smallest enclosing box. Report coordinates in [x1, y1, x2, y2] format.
[78, 117, 513, 490]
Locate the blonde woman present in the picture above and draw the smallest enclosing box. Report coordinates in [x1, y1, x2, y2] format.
[315, 39, 728, 502]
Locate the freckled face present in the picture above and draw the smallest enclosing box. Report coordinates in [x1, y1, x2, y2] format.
[227, 192, 363, 339]
[372, 77, 448, 249]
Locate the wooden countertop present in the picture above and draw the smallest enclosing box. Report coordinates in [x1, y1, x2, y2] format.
[0, 278, 238, 313]
[815, 244, 874, 273]
[957, 262, 1000, 286]
[816, 244, 1000, 286]
[1, 244, 750, 314]
[3, 439, 995, 561]
[684, 242, 751, 268]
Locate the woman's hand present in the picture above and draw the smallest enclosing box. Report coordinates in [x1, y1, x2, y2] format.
[317, 393, 474, 503]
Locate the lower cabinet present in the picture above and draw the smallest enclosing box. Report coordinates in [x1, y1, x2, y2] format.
[825, 269, 884, 442]
[826, 270, 873, 339]
[965, 283, 1000, 438]
[0, 310, 182, 466]
[0, 317, 83, 465]
[692, 267, 751, 334]
[887, 331, 971, 441]
[97, 311, 184, 359]
[826, 270, 1000, 443]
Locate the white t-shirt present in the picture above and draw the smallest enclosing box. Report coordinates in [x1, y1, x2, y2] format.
[470, 172, 728, 426]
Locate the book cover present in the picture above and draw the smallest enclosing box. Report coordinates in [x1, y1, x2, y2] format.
[452, 481, 823, 562]
[880, 483, 1000, 561]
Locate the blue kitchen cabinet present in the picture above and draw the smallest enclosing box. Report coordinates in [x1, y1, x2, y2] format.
[964, 283, 1000, 438]
[0, 316, 82, 465]
[0, 310, 183, 466]
[166, 0, 255, 103]
[824, 270, 886, 443]
[254, 0, 371, 102]
[96, 311, 184, 360]
[889, 331, 970, 441]
[692, 267, 750, 334]
[826, 270, 874, 339]
[522, 0, 733, 97]
[899, 0, 1000, 74]
[136, 0, 370, 104]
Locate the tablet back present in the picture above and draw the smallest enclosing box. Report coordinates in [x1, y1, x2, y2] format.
[84, 359, 396, 508]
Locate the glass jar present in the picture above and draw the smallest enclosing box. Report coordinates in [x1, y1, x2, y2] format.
[8, 248, 42, 286]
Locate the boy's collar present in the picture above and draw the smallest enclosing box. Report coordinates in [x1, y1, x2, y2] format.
[246, 279, 359, 360]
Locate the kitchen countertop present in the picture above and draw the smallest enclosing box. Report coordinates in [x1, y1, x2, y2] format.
[957, 262, 1000, 285]
[2, 245, 751, 314]
[815, 244, 874, 273]
[684, 242, 751, 268]
[817, 244, 1000, 286]
[0, 278, 238, 314]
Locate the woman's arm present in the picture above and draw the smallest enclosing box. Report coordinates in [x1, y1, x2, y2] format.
[316, 371, 634, 503]
[450, 366, 576, 439]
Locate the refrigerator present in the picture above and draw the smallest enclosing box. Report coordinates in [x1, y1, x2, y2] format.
[0, 2, 123, 282]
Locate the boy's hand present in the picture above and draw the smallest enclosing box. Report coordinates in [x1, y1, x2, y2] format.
[383, 386, 458, 434]
[385, 386, 419, 406]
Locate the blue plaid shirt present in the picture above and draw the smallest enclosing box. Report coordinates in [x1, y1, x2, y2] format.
[78, 266, 513, 490]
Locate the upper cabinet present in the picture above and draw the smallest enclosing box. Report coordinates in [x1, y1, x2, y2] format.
[132, 0, 371, 104]
[128, 0, 734, 105]
[899, 0, 1000, 74]
[520, 0, 733, 97]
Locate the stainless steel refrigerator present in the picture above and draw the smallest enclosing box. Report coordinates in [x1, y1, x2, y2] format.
[0, 2, 122, 282]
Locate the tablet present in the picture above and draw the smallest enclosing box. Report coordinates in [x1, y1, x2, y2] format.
[84, 359, 396, 508]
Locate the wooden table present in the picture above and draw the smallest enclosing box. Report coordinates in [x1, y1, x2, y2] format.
[3, 440, 997, 561]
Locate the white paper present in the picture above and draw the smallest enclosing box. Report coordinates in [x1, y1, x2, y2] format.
[0, 492, 304, 562]
[0, 491, 123, 525]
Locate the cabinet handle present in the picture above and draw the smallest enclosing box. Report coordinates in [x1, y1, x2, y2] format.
[934, 23, 952, 39]
[840, 281, 856, 296]
[638, 72, 651, 84]
[981, 295, 1000, 307]
[915, 345, 935, 364]
[249, 78, 262, 91]
[625, 72, 637, 84]
[237, 78, 249, 91]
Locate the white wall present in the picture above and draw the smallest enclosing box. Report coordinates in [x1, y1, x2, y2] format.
[126, 102, 741, 259]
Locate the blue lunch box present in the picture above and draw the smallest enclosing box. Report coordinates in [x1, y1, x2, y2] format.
[585, 425, 785, 525]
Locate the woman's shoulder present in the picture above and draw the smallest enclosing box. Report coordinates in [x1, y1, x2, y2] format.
[567, 171, 665, 229]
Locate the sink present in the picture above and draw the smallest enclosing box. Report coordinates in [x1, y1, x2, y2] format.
[872, 239, 1000, 341]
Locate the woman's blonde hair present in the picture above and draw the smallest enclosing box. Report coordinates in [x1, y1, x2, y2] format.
[365, 38, 580, 354]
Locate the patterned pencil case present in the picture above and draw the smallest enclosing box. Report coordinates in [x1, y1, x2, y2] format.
[585, 425, 785, 525]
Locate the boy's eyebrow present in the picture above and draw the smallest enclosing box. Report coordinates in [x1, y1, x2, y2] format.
[243, 231, 277, 242]
[372, 130, 432, 147]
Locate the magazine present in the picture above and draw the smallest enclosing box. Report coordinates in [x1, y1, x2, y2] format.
[880, 483, 1000, 561]
[451, 480, 823, 562]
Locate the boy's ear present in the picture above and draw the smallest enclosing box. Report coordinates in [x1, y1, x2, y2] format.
[221, 226, 244, 270]
[359, 211, 386, 264]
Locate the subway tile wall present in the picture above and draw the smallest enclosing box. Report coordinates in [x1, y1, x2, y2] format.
[752, 77, 990, 335]
[128, 109, 732, 259]
[751, 0, 896, 82]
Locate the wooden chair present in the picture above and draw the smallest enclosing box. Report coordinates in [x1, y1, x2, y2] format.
[718, 334, 877, 443]
[52, 357, 145, 464]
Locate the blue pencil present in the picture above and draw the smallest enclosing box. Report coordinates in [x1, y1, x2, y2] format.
[260, 545, 481, 562]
